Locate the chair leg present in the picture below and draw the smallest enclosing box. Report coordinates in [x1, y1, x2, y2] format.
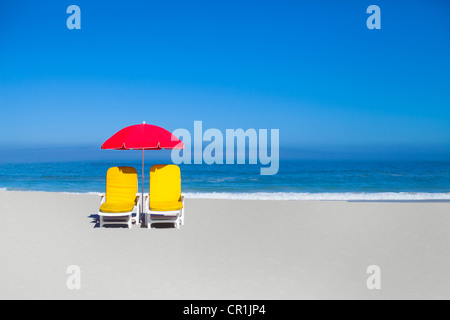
[133, 206, 138, 224]
[99, 215, 103, 228]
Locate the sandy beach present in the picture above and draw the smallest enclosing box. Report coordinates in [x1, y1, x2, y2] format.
[0, 190, 449, 299]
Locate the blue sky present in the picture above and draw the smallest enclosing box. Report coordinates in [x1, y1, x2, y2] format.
[0, 0, 449, 161]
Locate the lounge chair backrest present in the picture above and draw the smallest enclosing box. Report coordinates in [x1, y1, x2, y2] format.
[150, 165, 181, 202]
[106, 166, 138, 203]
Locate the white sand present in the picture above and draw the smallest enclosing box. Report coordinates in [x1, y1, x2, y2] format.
[0, 191, 449, 299]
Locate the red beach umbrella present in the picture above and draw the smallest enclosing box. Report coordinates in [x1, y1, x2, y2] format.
[101, 122, 184, 222]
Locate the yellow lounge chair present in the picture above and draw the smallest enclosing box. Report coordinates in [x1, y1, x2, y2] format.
[98, 166, 140, 228]
[144, 164, 185, 229]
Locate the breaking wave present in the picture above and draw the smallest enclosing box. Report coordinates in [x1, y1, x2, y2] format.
[183, 192, 450, 201]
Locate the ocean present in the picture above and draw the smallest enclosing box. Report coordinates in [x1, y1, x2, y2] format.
[0, 160, 449, 200]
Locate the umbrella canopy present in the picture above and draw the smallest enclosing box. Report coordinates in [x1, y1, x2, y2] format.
[101, 123, 184, 150]
[101, 122, 184, 224]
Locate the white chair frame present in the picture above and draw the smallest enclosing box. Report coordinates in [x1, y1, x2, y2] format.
[144, 194, 185, 229]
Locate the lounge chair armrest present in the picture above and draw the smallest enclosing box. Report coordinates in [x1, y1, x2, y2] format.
[144, 194, 150, 208]
[134, 193, 141, 205]
[99, 193, 106, 205]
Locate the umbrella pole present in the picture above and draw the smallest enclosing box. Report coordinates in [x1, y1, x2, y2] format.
[141, 149, 144, 224]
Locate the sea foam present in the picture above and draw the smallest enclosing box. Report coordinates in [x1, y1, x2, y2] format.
[183, 192, 450, 201]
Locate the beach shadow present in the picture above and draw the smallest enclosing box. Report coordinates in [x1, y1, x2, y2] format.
[88, 214, 177, 229]
[88, 213, 138, 228]
[88, 214, 99, 228]
[150, 223, 177, 229]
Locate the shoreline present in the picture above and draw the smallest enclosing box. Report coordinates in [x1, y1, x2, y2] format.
[1, 189, 450, 202]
